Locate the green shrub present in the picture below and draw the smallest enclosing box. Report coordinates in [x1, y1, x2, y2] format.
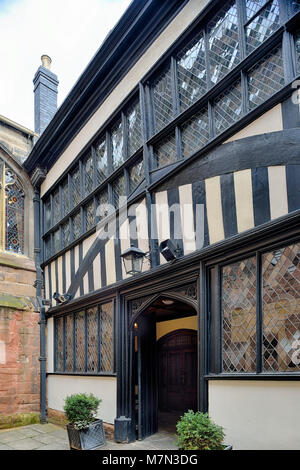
[176, 410, 225, 450]
[64, 393, 102, 430]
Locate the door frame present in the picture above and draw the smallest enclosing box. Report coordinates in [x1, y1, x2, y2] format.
[114, 271, 208, 442]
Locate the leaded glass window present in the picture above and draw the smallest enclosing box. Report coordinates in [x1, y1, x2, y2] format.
[177, 31, 207, 111]
[0, 159, 25, 254]
[84, 152, 94, 196]
[95, 136, 108, 185]
[127, 101, 143, 157]
[44, 197, 51, 232]
[214, 80, 242, 136]
[54, 302, 114, 374]
[296, 32, 300, 74]
[154, 133, 177, 168]
[52, 188, 60, 226]
[62, 220, 70, 248]
[291, 0, 300, 15]
[61, 179, 69, 217]
[152, 64, 174, 133]
[44, 236, 51, 259]
[53, 229, 60, 254]
[181, 107, 209, 158]
[72, 211, 82, 240]
[129, 159, 144, 194]
[100, 302, 114, 372]
[262, 243, 300, 372]
[248, 45, 284, 109]
[246, 0, 268, 20]
[112, 175, 126, 209]
[111, 120, 124, 170]
[246, 0, 280, 55]
[71, 167, 81, 207]
[222, 257, 257, 373]
[85, 200, 95, 232]
[208, 0, 240, 85]
[96, 190, 109, 222]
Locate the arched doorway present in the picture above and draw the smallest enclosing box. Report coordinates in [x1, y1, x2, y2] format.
[132, 294, 198, 440]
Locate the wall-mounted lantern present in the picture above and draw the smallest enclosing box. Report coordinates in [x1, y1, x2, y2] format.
[120, 245, 147, 275]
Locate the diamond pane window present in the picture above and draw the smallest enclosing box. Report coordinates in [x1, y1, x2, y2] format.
[222, 257, 257, 373]
[214, 80, 242, 136]
[291, 0, 300, 14]
[75, 311, 85, 372]
[61, 179, 69, 217]
[95, 137, 108, 185]
[62, 220, 70, 248]
[44, 236, 51, 259]
[52, 188, 60, 226]
[152, 64, 174, 133]
[87, 307, 99, 373]
[262, 243, 300, 372]
[100, 302, 114, 372]
[55, 316, 64, 372]
[72, 211, 82, 240]
[84, 152, 94, 196]
[96, 189, 109, 222]
[71, 167, 81, 207]
[177, 31, 207, 111]
[181, 107, 209, 158]
[246, 0, 268, 20]
[53, 229, 60, 254]
[127, 101, 143, 157]
[111, 120, 124, 170]
[5, 179, 24, 254]
[154, 133, 177, 168]
[246, 0, 280, 55]
[208, 0, 240, 85]
[85, 200, 95, 232]
[112, 175, 126, 209]
[129, 159, 144, 194]
[44, 197, 51, 231]
[65, 314, 74, 372]
[248, 46, 284, 109]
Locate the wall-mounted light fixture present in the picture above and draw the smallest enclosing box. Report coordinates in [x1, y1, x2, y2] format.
[120, 245, 147, 276]
[120, 239, 182, 276]
[162, 299, 174, 306]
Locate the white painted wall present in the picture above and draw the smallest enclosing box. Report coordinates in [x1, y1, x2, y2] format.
[209, 380, 300, 450]
[47, 375, 117, 424]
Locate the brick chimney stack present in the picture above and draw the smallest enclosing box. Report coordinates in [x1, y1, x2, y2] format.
[33, 55, 59, 136]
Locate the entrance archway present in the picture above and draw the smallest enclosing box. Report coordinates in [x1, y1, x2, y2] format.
[132, 295, 198, 440]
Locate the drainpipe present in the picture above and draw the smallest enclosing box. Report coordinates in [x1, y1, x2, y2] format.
[33, 186, 47, 423]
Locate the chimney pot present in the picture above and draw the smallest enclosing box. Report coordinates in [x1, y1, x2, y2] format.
[41, 55, 52, 70]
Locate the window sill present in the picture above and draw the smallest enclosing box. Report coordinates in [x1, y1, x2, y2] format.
[47, 372, 116, 378]
[205, 373, 300, 381]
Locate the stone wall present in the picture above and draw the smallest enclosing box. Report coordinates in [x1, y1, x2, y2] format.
[0, 252, 40, 425]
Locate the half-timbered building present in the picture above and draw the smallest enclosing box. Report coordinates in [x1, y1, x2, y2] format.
[24, 0, 300, 449]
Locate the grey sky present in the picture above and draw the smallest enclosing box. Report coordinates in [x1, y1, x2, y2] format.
[0, 0, 131, 130]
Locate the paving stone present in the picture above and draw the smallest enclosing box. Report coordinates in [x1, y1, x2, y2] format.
[25, 423, 61, 434]
[33, 433, 64, 445]
[0, 431, 27, 444]
[50, 429, 68, 440]
[8, 438, 44, 450]
[15, 427, 42, 438]
[0, 444, 14, 450]
[36, 441, 70, 451]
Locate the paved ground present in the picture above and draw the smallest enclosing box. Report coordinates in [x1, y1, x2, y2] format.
[0, 423, 177, 450]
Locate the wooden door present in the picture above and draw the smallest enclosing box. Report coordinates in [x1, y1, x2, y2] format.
[158, 329, 197, 412]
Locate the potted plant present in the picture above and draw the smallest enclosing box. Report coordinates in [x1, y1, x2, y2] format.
[64, 393, 106, 450]
[175, 410, 232, 450]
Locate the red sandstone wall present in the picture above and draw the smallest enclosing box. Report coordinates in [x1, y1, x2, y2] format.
[0, 307, 40, 416]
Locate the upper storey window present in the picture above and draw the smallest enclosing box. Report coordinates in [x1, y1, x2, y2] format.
[0, 158, 25, 254]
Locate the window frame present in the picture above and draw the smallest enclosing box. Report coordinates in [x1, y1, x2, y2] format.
[53, 299, 116, 377]
[207, 235, 300, 378]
